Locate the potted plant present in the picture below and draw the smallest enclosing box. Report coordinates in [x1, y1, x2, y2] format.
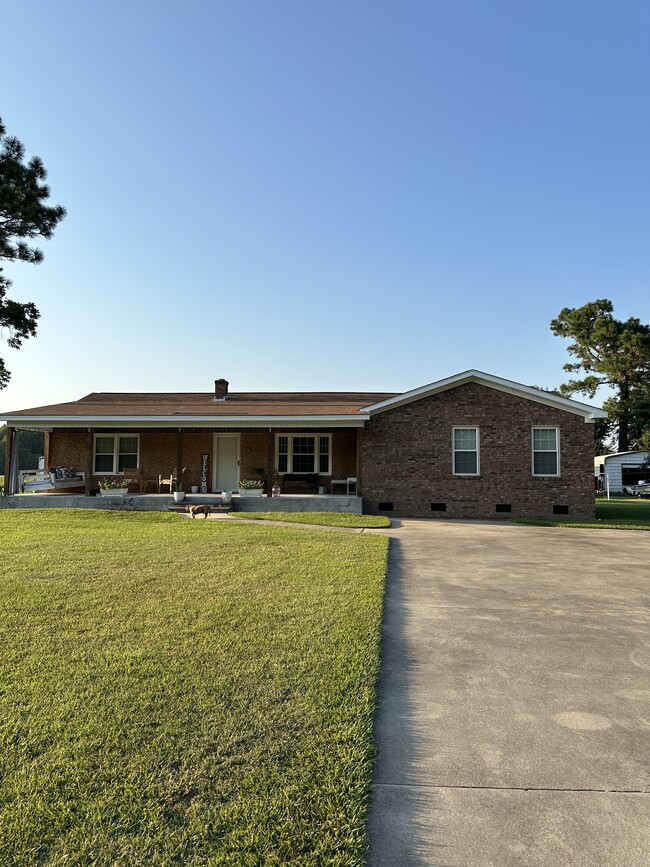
[98, 476, 134, 497]
[238, 479, 265, 498]
[173, 467, 187, 503]
[238, 467, 266, 498]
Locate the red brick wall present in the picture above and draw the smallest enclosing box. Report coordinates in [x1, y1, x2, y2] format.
[240, 431, 270, 484]
[332, 430, 358, 482]
[48, 430, 86, 474]
[48, 427, 359, 493]
[140, 432, 177, 485]
[361, 382, 596, 519]
[183, 432, 214, 490]
[238, 429, 358, 490]
[49, 429, 178, 490]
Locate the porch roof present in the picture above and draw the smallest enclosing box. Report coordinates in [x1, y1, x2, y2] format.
[1, 390, 398, 429]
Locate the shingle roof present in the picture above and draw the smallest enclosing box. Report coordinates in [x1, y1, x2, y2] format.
[0, 370, 607, 423]
[2, 391, 398, 418]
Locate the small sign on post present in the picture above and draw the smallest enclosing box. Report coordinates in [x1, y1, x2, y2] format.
[201, 454, 209, 494]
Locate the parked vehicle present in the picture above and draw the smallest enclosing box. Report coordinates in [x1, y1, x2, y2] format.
[623, 481, 650, 497]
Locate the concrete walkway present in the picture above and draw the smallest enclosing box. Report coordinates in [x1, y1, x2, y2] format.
[367, 520, 650, 866]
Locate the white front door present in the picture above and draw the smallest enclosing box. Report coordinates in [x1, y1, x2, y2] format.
[213, 434, 240, 491]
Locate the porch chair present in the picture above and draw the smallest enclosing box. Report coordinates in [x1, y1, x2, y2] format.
[142, 477, 159, 493]
[158, 472, 174, 494]
[122, 467, 143, 492]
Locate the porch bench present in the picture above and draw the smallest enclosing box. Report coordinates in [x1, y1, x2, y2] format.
[281, 473, 320, 494]
[330, 477, 357, 496]
[20, 468, 85, 494]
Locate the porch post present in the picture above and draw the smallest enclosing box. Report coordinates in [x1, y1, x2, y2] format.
[43, 431, 51, 469]
[177, 428, 184, 487]
[267, 427, 274, 494]
[355, 427, 363, 497]
[4, 426, 15, 495]
[85, 430, 93, 495]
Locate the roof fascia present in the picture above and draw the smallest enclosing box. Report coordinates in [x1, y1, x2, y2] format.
[361, 370, 608, 421]
[596, 449, 649, 459]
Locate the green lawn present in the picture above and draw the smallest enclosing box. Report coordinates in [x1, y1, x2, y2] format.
[516, 496, 650, 530]
[233, 512, 391, 529]
[0, 510, 388, 866]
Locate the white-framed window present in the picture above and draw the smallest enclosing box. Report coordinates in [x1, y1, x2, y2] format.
[276, 433, 331, 475]
[532, 427, 560, 476]
[93, 433, 140, 474]
[453, 427, 479, 475]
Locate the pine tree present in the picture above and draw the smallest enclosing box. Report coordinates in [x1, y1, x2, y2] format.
[0, 117, 66, 387]
[551, 299, 650, 452]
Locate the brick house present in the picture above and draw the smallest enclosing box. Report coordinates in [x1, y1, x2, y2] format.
[2, 371, 606, 518]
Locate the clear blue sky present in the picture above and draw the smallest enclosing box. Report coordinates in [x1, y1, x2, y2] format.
[1, 0, 648, 412]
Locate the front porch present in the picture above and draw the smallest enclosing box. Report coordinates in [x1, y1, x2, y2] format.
[0, 492, 363, 514]
[3, 425, 365, 502]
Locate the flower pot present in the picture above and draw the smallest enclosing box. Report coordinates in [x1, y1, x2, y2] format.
[99, 488, 129, 497]
[239, 488, 263, 498]
[173, 491, 186, 503]
[190, 486, 199, 494]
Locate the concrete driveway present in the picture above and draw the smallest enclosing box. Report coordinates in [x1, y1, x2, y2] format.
[367, 520, 650, 867]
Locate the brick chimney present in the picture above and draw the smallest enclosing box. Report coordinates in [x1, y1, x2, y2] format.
[214, 379, 229, 401]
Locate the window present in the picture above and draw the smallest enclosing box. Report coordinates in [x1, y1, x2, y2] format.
[319, 436, 330, 474]
[292, 436, 315, 473]
[275, 434, 331, 474]
[277, 436, 289, 473]
[93, 434, 140, 474]
[453, 427, 479, 475]
[532, 427, 559, 476]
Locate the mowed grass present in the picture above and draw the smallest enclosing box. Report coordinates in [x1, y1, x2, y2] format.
[233, 512, 390, 529]
[516, 496, 650, 530]
[0, 510, 388, 866]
